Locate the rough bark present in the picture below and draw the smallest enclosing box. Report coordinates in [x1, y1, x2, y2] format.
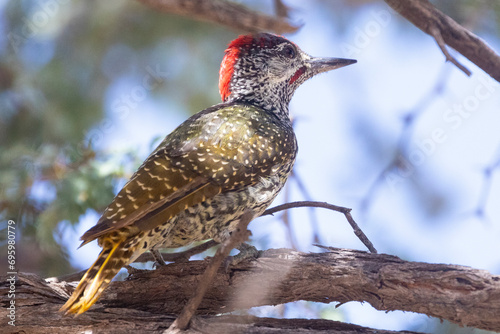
[384, 0, 500, 82]
[1, 248, 500, 333]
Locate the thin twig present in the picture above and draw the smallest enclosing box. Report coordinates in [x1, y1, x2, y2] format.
[262, 201, 377, 253]
[429, 25, 471, 76]
[166, 210, 254, 332]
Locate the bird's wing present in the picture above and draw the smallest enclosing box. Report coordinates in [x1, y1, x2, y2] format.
[80, 103, 296, 245]
[79, 155, 220, 245]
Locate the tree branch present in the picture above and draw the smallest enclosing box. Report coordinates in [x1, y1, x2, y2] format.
[4, 248, 500, 333]
[136, 0, 300, 34]
[384, 0, 500, 82]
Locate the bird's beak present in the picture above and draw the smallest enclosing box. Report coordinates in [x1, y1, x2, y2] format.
[308, 57, 357, 74]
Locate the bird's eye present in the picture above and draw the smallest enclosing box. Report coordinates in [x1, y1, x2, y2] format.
[282, 45, 296, 59]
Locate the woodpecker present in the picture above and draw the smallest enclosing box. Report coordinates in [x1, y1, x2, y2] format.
[60, 33, 356, 315]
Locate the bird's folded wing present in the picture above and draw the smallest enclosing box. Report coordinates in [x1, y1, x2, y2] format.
[79, 154, 220, 245]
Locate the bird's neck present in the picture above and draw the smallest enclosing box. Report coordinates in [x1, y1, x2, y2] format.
[226, 82, 292, 123]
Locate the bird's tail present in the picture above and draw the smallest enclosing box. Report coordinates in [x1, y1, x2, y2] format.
[60, 238, 136, 315]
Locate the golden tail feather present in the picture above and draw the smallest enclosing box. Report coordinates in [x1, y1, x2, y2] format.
[60, 239, 134, 315]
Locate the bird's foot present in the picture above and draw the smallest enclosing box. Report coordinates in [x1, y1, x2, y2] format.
[150, 250, 167, 268]
[224, 243, 261, 270]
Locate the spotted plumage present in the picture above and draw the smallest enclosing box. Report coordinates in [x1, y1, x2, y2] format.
[60, 33, 356, 315]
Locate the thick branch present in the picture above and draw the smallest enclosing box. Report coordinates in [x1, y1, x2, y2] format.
[136, 0, 299, 34]
[384, 0, 500, 82]
[2, 248, 500, 332]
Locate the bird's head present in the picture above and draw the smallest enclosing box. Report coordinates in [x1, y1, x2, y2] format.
[219, 33, 356, 117]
